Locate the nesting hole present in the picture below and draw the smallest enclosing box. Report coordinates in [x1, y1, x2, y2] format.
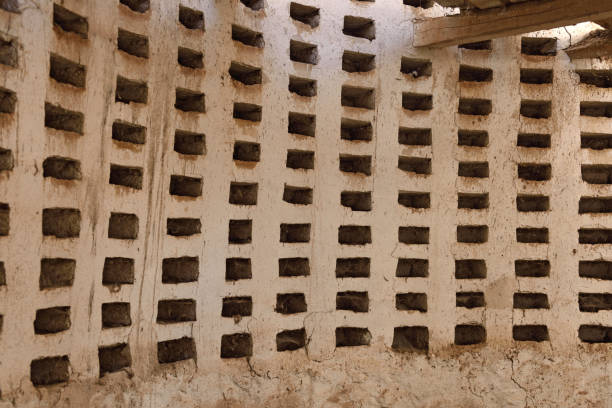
[174, 130, 205, 155]
[102, 302, 131, 328]
[458, 98, 491, 116]
[233, 102, 261, 121]
[336, 327, 371, 347]
[276, 329, 306, 352]
[459, 65, 492, 82]
[34, 307, 70, 334]
[232, 25, 264, 48]
[403, 0, 434, 6]
[457, 226, 488, 243]
[455, 259, 486, 279]
[341, 118, 372, 142]
[402, 92, 432, 111]
[30, 356, 69, 386]
[578, 293, 612, 312]
[399, 127, 431, 146]
[289, 76, 317, 97]
[115, 76, 148, 104]
[458, 130, 488, 147]
[290, 40, 318, 64]
[120, 0, 149, 13]
[43, 156, 81, 181]
[0, 0, 20, 13]
[157, 299, 196, 323]
[458, 161, 488, 178]
[338, 225, 371, 245]
[581, 133, 612, 150]
[576, 69, 612, 88]
[42, 208, 80, 238]
[521, 37, 556, 56]
[109, 164, 142, 189]
[178, 5, 203, 30]
[226, 258, 252, 280]
[99, 343, 131, 377]
[341, 85, 375, 110]
[229, 220, 252, 244]
[0, 148, 13, 171]
[229, 62, 261, 85]
[280, 223, 310, 243]
[339, 154, 371, 175]
[399, 226, 429, 245]
[396, 258, 428, 278]
[579, 261, 612, 280]
[49, 54, 85, 88]
[337, 291, 368, 313]
[336, 258, 370, 278]
[0, 203, 7, 236]
[103, 257, 134, 286]
[276, 293, 307, 314]
[513, 293, 549, 309]
[167, 218, 201, 237]
[286, 149, 314, 170]
[178, 47, 203, 69]
[113, 121, 146, 145]
[170, 175, 202, 197]
[343, 16, 375, 40]
[458, 193, 488, 210]
[398, 191, 430, 209]
[515, 260, 549, 277]
[220, 333, 252, 358]
[518, 163, 551, 181]
[342, 51, 375, 73]
[580, 101, 612, 118]
[162, 256, 199, 283]
[455, 325, 486, 345]
[578, 326, 612, 343]
[392, 326, 428, 352]
[0, 35, 18, 67]
[229, 182, 258, 205]
[222, 297, 252, 317]
[517, 133, 550, 148]
[157, 337, 196, 363]
[341, 191, 371, 212]
[579, 197, 612, 214]
[517, 195, 549, 212]
[233, 141, 260, 162]
[118, 29, 148, 58]
[240, 0, 264, 11]
[517, 228, 548, 244]
[521, 100, 551, 119]
[44, 103, 84, 134]
[279, 258, 309, 277]
[398, 156, 431, 175]
[456, 292, 485, 309]
[0, 261, 5, 286]
[53, 4, 88, 39]
[290, 2, 319, 28]
[520, 68, 553, 84]
[0, 87, 15, 115]
[288, 112, 315, 136]
[396, 293, 427, 312]
[459, 40, 491, 50]
[108, 213, 138, 240]
[176, 88, 205, 113]
[283, 185, 312, 205]
[513, 325, 549, 342]
[40, 258, 75, 289]
[401, 57, 431, 78]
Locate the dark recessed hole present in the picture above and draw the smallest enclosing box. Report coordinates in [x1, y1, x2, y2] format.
[396, 258, 428, 278]
[0, 147, 13, 171]
[30, 356, 69, 386]
[102, 302, 131, 328]
[458, 161, 488, 178]
[341, 85, 374, 110]
[458, 98, 491, 116]
[521, 37, 556, 56]
[0, 0, 20, 13]
[578, 229, 612, 245]
[283, 185, 312, 205]
[343, 16, 375, 41]
[518, 163, 551, 181]
[290, 39, 318, 64]
[517, 133, 550, 148]
[232, 25, 264, 48]
[174, 130, 205, 155]
[579, 261, 612, 280]
[170, 175, 202, 197]
[108, 213, 138, 240]
[220, 333, 252, 358]
[44, 103, 84, 134]
[229, 61, 261, 85]
[402, 92, 432, 111]
[579, 197, 612, 214]
[403, 0, 434, 7]
[113, 121, 146, 145]
[581, 101, 612, 118]
[49, 54, 86, 88]
[157, 337, 196, 363]
[578, 325, 612, 343]
[0, 35, 18, 67]
[178, 47, 203, 69]
[280, 223, 310, 243]
[0, 203, 7, 236]
[458, 130, 488, 147]
[120, 0, 149, 13]
[456, 259, 486, 279]
[576, 69, 612, 88]
[290, 2, 319, 28]
[338, 225, 371, 245]
[401, 57, 431, 78]
[517, 228, 548, 244]
[340, 154, 371, 175]
[167, 217, 201, 236]
[109, 164, 142, 189]
[229, 182, 258, 205]
[233, 102, 261, 121]
[276, 293, 307, 314]
[521, 100, 551, 119]
[226, 258, 251, 280]
[157, 299, 196, 323]
[276, 328, 306, 352]
[392, 326, 428, 353]
[517, 194, 549, 212]
[222, 297, 252, 317]
[40, 258, 75, 289]
[53, 4, 88, 39]
[396, 293, 427, 312]
[240, 0, 264, 11]
[459, 65, 492, 82]
[0, 87, 15, 114]
[176, 88, 205, 113]
[279, 258, 310, 277]
[515, 260, 549, 277]
[458, 193, 489, 210]
[341, 191, 371, 211]
[115, 76, 148, 104]
[513, 292, 549, 309]
[179, 5, 203, 30]
[0, 261, 5, 286]
[520, 68, 553, 85]
[117, 29, 148, 59]
[288, 112, 315, 136]
[162, 256, 199, 283]
[342, 51, 375, 73]
[456, 292, 485, 309]
[42, 208, 80, 238]
[455, 324, 485, 345]
[578, 293, 612, 312]
[43, 156, 81, 181]
[34, 306, 70, 334]
[336, 258, 370, 278]
[229, 220, 252, 244]
[341, 118, 372, 141]
[336, 327, 371, 347]
[399, 127, 431, 146]
[459, 40, 491, 51]
[583, 165, 612, 184]
[582, 133, 612, 150]
[398, 156, 431, 175]
[337, 291, 368, 313]
[289, 76, 317, 97]
[286, 149, 314, 170]
[513, 325, 549, 342]
[399, 226, 429, 245]
[399, 191, 430, 209]
[98, 343, 131, 377]
[103, 257, 134, 286]
[233, 141, 260, 162]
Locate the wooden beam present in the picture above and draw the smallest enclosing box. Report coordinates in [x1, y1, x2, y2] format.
[565, 29, 612, 59]
[415, 0, 612, 48]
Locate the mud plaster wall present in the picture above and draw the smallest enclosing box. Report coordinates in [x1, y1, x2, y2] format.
[0, 0, 611, 406]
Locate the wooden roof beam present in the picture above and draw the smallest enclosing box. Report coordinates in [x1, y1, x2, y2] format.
[415, 0, 612, 48]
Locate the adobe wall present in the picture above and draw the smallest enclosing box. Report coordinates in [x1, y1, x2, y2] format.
[0, 0, 610, 407]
